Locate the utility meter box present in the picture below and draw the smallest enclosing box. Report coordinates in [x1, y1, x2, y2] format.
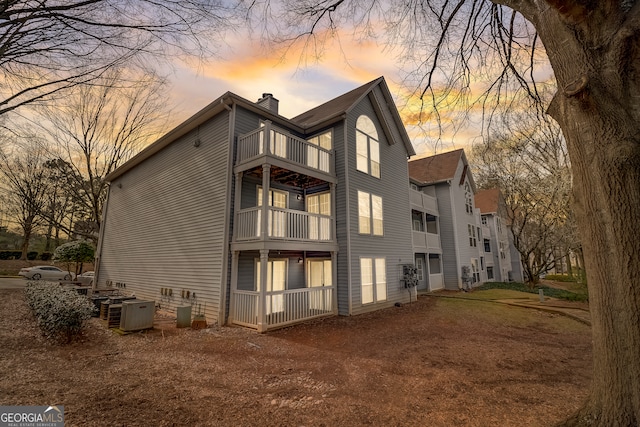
[176, 305, 192, 328]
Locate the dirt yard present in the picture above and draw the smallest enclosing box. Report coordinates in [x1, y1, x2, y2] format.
[0, 288, 592, 426]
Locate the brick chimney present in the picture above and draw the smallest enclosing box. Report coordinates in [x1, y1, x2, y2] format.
[257, 93, 279, 114]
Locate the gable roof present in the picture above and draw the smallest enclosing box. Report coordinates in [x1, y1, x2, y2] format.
[291, 78, 381, 128]
[408, 149, 464, 185]
[291, 77, 415, 156]
[474, 188, 501, 214]
[107, 77, 416, 182]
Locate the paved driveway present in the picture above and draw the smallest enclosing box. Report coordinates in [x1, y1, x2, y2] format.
[0, 277, 27, 289]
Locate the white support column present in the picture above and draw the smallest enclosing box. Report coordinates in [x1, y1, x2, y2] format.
[261, 165, 271, 240]
[232, 172, 242, 241]
[257, 249, 269, 332]
[228, 250, 239, 324]
[330, 182, 337, 242]
[263, 120, 272, 155]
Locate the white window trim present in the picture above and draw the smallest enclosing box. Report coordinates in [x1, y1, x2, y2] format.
[355, 115, 380, 178]
[358, 190, 383, 236]
[360, 257, 387, 304]
[257, 186, 288, 208]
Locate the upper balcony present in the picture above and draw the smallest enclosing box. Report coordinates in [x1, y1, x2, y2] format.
[236, 122, 336, 184]
[410, 188, 438, 214]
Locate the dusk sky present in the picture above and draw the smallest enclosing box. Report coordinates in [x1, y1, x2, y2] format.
[164, 32, 483, 157]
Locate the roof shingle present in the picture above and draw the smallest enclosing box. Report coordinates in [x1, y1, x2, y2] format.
[474, 188, 501, 214]
[291, 78, 382, 128]
[408, 149, 464, 185]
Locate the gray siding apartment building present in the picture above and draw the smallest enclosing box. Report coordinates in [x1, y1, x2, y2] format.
[95, 77, 417, 331]
[408, 149, 488, 290]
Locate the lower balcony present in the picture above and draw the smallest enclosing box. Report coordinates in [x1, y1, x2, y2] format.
[230, 286, 335, 331]
[412, 231, 441, 251]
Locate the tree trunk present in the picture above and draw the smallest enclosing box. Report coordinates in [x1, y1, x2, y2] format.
[544, 39, 640, 427]
[566, 249, 573, 278]
[20, 223, 32, 260]
[517, 3, 640, 424]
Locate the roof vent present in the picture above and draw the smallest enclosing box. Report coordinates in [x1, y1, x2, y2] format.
[257, 93, 279, 114]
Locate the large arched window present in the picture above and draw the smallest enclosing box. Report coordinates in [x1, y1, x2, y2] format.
[356, 115, 380, 178]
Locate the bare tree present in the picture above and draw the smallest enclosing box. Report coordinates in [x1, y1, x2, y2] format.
[42, 158, 75, 251]
[36, 69, 170, 241]
[0, 140, 50, 259]
[0, 0, 239, 115]
[247, 1, 640, 423]
[471, 115, 576, 286]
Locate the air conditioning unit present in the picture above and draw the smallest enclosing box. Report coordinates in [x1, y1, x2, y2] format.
[119, 300, 155, 332]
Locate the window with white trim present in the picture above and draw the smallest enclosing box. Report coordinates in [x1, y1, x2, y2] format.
[416, 257, 424, 281]
[464, 182, 473, 214]
[471, 258, 480, 283]
[361, 257, 387, 304]
[307, 192, 331, 240]
[358, 191, 383, 236]
[256, 259, 287, 314]
[356, 115, 380, 178]
[468, 224, 477, 247]
[307, 131, 332, 172]
[257, 187, 288, 237]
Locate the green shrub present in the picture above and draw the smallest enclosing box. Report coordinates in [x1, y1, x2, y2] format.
[544, 274, 576, 282]
[477, 281, 589, 302]
[24, 282, 96, 343]
[0, 250, 22, 260]
[27, 251, 38, 260]
[39, 252, 52, 261]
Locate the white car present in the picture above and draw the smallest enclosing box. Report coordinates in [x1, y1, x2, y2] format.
[18, 266, 75, 281]
[77, 271, 94, 285]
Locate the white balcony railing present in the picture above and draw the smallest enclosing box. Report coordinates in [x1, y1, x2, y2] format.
[412, 230, 441, 251]
[237, 124, 333, 175]
[235, 207, 333, 242]
[410, 189, 438, 213]
[231, 286, 335, 330]
[429, 274, 444, 290]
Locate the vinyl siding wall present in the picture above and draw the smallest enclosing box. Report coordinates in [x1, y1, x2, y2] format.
[340, 97, 414, 315]
[97, 111, 232, 323]
[433, 183, 459, 289]
[449, 170, 485, 288]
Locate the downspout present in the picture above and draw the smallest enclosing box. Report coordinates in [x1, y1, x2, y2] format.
[342, 114, 353, 314]
[449, 179, 462, 290]
[93, 183, 111, 290]
[219, 101, 235, 324]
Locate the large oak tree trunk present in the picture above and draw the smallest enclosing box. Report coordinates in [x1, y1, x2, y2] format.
[528, 3, 640, 424]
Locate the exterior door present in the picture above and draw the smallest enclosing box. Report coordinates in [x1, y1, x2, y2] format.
[307, 192, 331, 241]
[257, 187, 287, 238]
[256, 259, 286, 314]
[308, 259, 332, 310]
[415, 255, 428, 291]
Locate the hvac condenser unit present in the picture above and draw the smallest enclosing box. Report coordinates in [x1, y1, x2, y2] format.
[119, 300, 155, 332]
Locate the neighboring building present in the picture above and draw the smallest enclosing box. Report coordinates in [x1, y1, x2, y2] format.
[408, 177, 444, 292]
[408, 149, 485, 290]
[95, 77, 417, 332]
[474, 188, 523, 282]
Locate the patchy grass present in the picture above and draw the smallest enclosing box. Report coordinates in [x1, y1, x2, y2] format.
[477, 281, 589, 302]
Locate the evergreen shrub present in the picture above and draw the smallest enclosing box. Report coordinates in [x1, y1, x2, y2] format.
[24, 282, 96, 343]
